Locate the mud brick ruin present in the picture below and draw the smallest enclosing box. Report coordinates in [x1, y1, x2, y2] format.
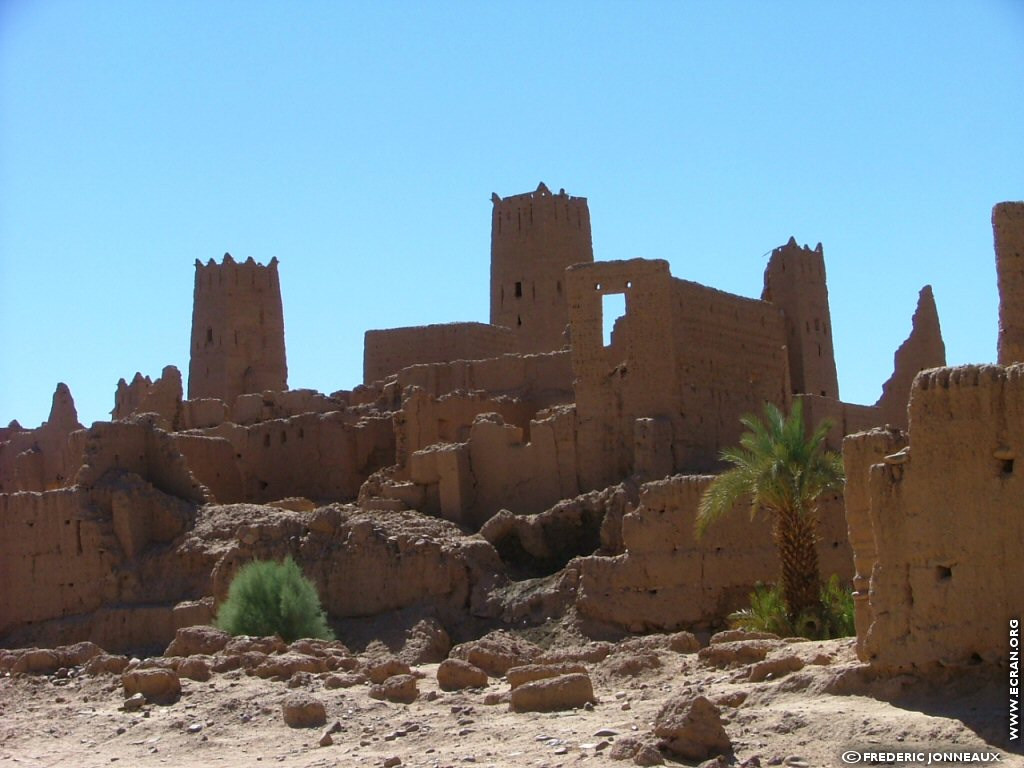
[1, 183, 1020, 677]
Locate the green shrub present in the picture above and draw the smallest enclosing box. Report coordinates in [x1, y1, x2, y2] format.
[728, 575, 855, 641]
[215, 556, 333, 642]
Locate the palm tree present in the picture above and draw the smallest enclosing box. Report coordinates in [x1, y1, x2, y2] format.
[696, 400, 845, 622]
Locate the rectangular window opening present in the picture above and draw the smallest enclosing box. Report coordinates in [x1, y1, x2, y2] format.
[602, 293, 627, 348]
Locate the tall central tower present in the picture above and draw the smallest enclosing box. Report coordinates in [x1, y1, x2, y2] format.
[188, 254, 287, 404]
[490, 182, 593, 353]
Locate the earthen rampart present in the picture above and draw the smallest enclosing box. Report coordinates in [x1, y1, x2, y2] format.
[575, 475, 851, 631]
[397, 350, 573, 406]
[0, 383, 85, 493]
[846, 364, 1023, 672]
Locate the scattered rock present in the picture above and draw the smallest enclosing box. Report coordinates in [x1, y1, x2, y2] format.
[164, 626, 231, 657]
[748, 654, 805, 682]
[177, 656, 212, 682]
[668, 631, 701, 654]
[509, 672, 595, 713]
[506, 662, 587, 689]
[12, 649, 61, 675]
[252, 653, 325, 679]
[383, 757, 402, 768]
[709, 630, 780, 644]
[122, 692, 146, 711]
[437, 659, 488, 691]
[281, 693, 327, 728]
[324, 672, 367, 689]
[366, 658, 412, 684]
[122, 669, 181, 705]
[84, 654, 130, 676]
[698, 640, 779, 669]
[450, 631, 540, 676]
[382, 674, 419, 704]
[535, 643, 612, 664]
[714, 690, 748, 708]
[224, 635, 287, 656]
[605, 652, 661, 677]
[399, 618, 451, 665]
[635, 743, 665, 766]
[654, 693, 731, 761]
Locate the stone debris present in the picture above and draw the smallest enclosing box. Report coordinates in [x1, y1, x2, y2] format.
[509, 672, 595, 713]
[436, 659, 488, 691]
[121, 669, 181, 705]
[654, 693, 731, 761]
[281, 693, 327, 728]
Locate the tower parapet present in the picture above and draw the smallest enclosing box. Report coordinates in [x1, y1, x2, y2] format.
[490, 182, 594, 353]
[762, 238, 839, 400]
[187, 253, 287, 404]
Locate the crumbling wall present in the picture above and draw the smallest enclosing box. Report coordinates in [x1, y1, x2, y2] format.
[364, 322, 517, 385]
[0, 383, 86, 493]
[567, 258, 791, 486]
[198, 411, 395, 503]
[230, 388, 348, 425]
[841, 426, 906, 659]
[762, 238, 839, 399]
[74, 417, 210, 505]
[112, 365, 183, 430]
[575, 475, 851, 631]
[408, 408, 580, 529]
[875, 286, 946, 429]
[171, 433, 245, 503]
[569, 259, 679, 491]
[187, 254, 287, 403]
[853, 365, 1024, 672]
[671, 278, 790, 469]
[395, 388, 535, 471]
[0, 489, 117, 638]
[490, 183, 593, 353]
[397, 350, 573, 407]
[995, 202, 1024, 365]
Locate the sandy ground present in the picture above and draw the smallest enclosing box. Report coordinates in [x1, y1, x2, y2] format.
[1, 634, 1019, 768]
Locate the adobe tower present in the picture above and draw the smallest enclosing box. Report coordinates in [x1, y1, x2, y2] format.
[490, 182, 594, 353]
[762, 238, 840, 399]
[994, 201, 1024, 365]
[187, 254, 287, 404]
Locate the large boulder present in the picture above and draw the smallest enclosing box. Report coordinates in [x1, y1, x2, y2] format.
[653, 694, 731, 761]
[122, 668, 182, 705]
[437, 659, 488, 691]
[509, 672, 595, 713]
[506, 662, 587, 689]
[281, 693, 327, 728]
[449, 630, 540, 676]
[165, 625, 231, 657]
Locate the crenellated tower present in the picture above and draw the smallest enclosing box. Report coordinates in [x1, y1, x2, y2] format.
[762, 237, 839, 399]
[187, 254, 287, 404]
[490, 182, 594, 353]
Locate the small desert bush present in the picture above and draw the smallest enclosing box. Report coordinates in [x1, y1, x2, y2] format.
[728, 575, 855, 640]
[215, 556, 333, 642]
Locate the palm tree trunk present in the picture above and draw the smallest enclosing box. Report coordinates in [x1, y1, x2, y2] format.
[773, 505, 821, 621]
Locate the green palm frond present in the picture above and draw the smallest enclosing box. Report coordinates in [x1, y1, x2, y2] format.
[695, 399, 845, 536]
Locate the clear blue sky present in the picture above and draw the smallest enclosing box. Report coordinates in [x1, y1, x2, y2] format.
[2, 1, 1022, 428]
